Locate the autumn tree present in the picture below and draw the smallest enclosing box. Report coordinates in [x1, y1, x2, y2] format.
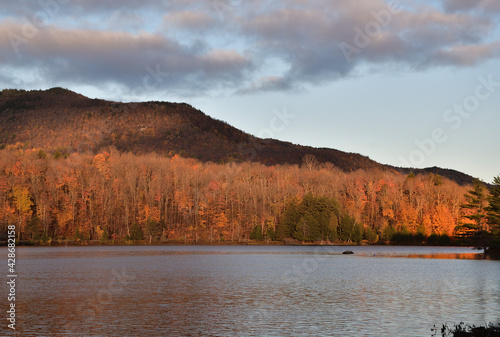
[11, 186, 33, 239]
[0, 146, 470, 244]
[302, 154, 319, 171]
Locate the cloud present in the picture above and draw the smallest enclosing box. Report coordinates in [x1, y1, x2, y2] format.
[163, 11, 215, 31]
[1, 0, 500, 96]
[233, 0, 498, 92]
[442, 0, 500, 13]
[432, 42, 500, 66]
[0, 21, 253, 97]
[236, 76, 295, 94]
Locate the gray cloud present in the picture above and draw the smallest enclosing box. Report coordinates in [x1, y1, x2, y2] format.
[236, 76, 296, 95]
[232, 0, 498, 91]
[0, 22, 252, 97]
[442, 0, 500, 13]
[1, 0, 500, 96]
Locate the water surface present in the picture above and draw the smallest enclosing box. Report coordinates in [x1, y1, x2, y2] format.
[3, 245, 499, 336]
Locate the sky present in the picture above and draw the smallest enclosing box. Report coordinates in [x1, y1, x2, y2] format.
[0, 0, 499, 182]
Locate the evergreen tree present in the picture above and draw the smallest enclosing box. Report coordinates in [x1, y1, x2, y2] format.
[293, 216, 307, 241]
[278, 194, 341, 242]
[25, 217, 41, 241]
[460, 178, 488, 233]
[486, 175, 500, 248]
[146, 218, 162, 243]
[293, 212, 320, 241]
[338, 214, 356, 242]
[265, 226, 276, 241]
[486, 175, 500, 231]
[364, 227, 378, 243]
[328, 211, 339, 241]
[130, 223, 144, 241]
[250, 225, 263, 241]
[100, 228, 109, 243]
[277, 199, 300, 240]
[459, 178, 489, 251]
[352, 223, 364, 243]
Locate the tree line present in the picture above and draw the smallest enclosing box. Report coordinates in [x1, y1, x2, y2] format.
[0, 146, 498, 245]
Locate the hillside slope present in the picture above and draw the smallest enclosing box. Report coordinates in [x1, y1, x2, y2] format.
[0, 88, 476, 185]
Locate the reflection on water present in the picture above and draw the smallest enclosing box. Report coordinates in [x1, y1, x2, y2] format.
[3, 245, 499, 337]
[355, 251, 488, 260]
[402, 253, 485, 260]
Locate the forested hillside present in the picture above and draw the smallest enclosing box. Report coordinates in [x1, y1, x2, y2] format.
[0, 148, 468, 243]
[0, 88, 477, 184]
[0, 88, 490, 244]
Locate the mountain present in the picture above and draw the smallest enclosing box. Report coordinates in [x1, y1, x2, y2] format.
[0, 88, 477, 185]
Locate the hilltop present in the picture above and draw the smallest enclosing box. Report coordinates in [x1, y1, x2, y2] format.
[0, 88, 476, 185]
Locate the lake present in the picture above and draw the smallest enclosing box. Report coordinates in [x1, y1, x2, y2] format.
[2, 245, 499, 336]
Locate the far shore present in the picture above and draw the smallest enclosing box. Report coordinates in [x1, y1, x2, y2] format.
[2, 238, 495, 249]
[4, 240, 498, 260]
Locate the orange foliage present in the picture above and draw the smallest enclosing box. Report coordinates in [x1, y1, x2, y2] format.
[0, 148, 469, 242]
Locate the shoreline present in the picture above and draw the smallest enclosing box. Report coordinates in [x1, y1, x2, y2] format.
[0, 239, 483, 248]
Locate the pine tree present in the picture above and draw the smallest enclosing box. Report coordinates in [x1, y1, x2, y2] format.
[460, 178, 488, 233]
[277, 199, 300, 240]
[486, 176, 500, 229]
[486, 175, 500, 248]
[130, 223, 144, 241]
[250, 225, 263, 241]
[338, 214, 356, 242]
[459, 178, 489, 251]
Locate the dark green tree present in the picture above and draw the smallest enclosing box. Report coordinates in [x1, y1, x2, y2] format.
[145, 218, 162, 243]
[460, 179, 488, 232]
[250, 225, 263, 241]
[265, 226, 276, 242]
[328, 212, 339, 241]
[25, 216, 41, 241]
[278, 194, 341, 242]
[338, 214, 356, 242]
[486, 176, 500, 230]
[459, 178, 489, 251]
[293, 213, 319, 241]
[352, 223, 364, 243]
[129, 223, 144, 241]
[364, 227, 378, 243]
[277, 199, 300, 240]
[381, 225, 395, 243]
[486, 175, 500, 249]
[100, 227, 109, 243]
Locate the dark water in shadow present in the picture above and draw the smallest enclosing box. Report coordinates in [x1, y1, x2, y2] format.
[2, 245, 499, 336]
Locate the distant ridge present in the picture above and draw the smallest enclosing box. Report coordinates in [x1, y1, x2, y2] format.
[0, 88, 478, 186]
